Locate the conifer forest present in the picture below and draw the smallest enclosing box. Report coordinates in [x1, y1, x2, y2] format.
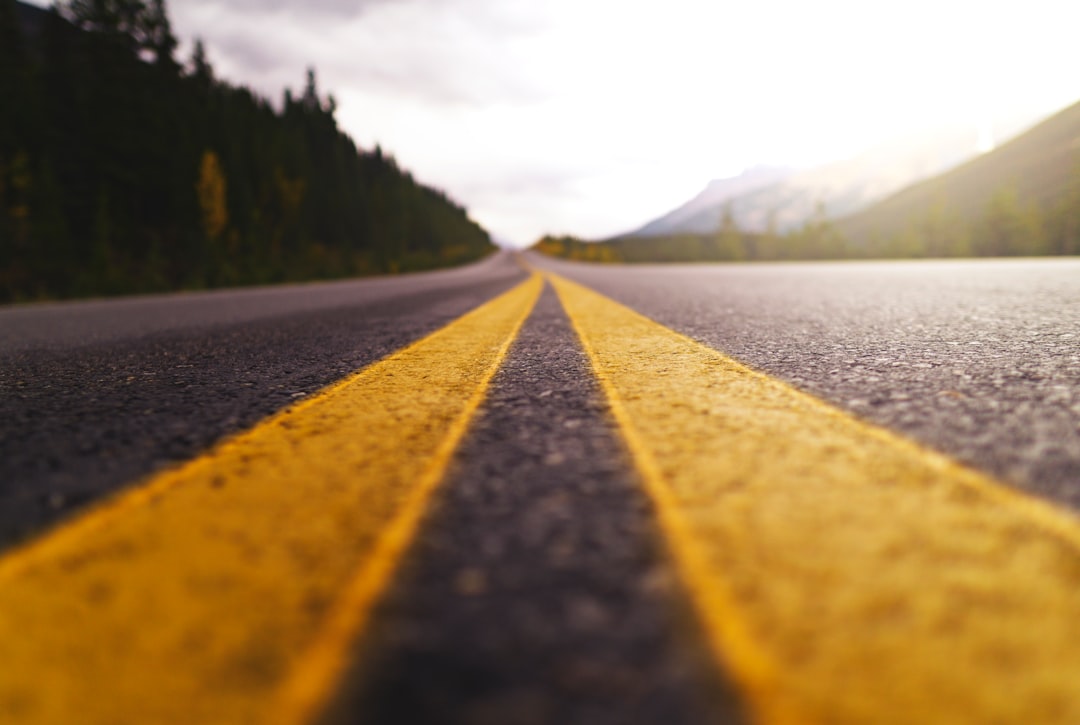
[0, 0, 494, 302]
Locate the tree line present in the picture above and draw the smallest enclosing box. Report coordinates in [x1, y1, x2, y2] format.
[0, 0, 493, 302]
[535, 176, 1080, 264]
[533, 202, 848, 263]
[858, 178, 1080, 259]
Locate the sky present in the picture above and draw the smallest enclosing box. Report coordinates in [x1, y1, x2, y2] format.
[33, 0, 1080, 246]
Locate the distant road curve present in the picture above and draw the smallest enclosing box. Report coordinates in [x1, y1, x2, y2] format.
[0, 252, 520, 353]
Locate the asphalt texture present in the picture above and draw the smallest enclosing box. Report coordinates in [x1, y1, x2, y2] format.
[325, 283, 744, 725]
[0, 252, 526, 549]
[6, 252, 1080, 724]
[533, 254, 1080, 511]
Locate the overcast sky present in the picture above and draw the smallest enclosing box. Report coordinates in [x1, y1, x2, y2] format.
[35, 0, 1080, 245]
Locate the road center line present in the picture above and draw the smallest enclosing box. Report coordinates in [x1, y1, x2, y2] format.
[549, 271, 1080, 725]
[326, 283, 745, 725]
[0, 272, 542, 725]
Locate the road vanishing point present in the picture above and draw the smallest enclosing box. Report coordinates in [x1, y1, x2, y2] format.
[3, 252, 1080, 724]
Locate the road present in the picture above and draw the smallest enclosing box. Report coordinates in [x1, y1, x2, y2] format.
[2, 252, 1080, 725]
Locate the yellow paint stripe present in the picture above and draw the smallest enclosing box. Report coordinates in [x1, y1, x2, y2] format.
[0, 273, 542, 725]
[549, 271, 1080, 725]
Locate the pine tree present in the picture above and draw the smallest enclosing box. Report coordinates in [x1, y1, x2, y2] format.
[975, 186, 1043, 256]
[0, 0, 30, 153]
[188, 38, 212, 85]
[143, 0, 178, 73]
[196, 150, 227, 241]
[302, 67, 320, 112]
[713, 203, 745, 261]
[1050, 162, 1080, 255]
[0, 0, 29, 280]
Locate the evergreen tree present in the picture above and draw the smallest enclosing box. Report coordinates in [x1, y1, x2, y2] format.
[1049, 162, 1080, 255]
[713, 203, 745, 261]
[188, 38, 212, 85]
[196, 150, 227, 241]
[0, 0, 31, 153]
[974, 186, 1044, 256]
[143, 0, 178, 72]
[791, 201, 844, 259]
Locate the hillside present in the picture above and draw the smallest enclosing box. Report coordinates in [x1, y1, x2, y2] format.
[630, 166, 793, 236]
[0, 0, 493, 302]
[837, 100, 1080, 255]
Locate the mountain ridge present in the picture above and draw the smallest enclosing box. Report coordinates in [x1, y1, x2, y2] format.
[629, 166, 793, 237]
[837, 99, 1080, 250]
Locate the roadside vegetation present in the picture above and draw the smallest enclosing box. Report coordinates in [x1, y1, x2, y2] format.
[0, 0, 493, 303]
[535, 178, 1080, 264]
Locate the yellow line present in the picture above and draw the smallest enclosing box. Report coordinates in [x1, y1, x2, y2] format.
[549, 271, 1080, 725]
[0, 273, 543, 725]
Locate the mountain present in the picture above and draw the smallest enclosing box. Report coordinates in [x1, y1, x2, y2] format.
[630, 166, 793, 237]
[837, 99, 1080, 253]
[625, 117, 1038, 237]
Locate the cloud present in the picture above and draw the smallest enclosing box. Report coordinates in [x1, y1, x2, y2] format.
[185, 0, 419, 21]
[171, 0, 547, 108]
[224, 0, 379, 17]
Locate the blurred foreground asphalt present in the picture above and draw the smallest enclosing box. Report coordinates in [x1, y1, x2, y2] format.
[3, 253, 1080, 724]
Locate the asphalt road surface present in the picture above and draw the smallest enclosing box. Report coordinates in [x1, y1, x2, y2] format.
[533, 254, 1080, 509]
[3, 252, 1080, 725]
[0, 253, 526, 547]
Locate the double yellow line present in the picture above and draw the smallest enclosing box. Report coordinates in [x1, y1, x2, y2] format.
[3, 269, 1080, 725]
